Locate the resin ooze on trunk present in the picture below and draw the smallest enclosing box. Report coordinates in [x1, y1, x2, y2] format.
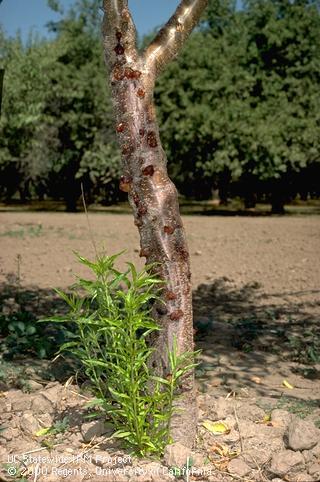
[102, 0, 208, 448]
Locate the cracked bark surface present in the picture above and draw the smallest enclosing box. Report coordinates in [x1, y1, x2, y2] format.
[102, 0, 208, 448]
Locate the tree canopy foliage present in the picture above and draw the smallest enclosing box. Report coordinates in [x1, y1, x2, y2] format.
[156, 0, 320, 210]
[0, 0, 319, 211]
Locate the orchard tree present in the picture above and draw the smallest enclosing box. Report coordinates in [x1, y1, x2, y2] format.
[0, 32, 54, 201]
[156, 0, 320, 210]
[102, 0, 208, 447]
[44, 2, 119, 210]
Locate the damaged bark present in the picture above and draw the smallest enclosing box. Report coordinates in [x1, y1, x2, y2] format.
[102, 0, 208, 448]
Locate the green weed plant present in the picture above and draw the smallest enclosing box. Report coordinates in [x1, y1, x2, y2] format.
[44, 252, 198, 456]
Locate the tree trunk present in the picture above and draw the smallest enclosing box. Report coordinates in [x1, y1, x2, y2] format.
[102, 0, 208, 448]
[271, 182, 285, 214]
[0, 69, 4, 115]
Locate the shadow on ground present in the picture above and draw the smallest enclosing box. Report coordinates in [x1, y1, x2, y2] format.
[192, 278, 320, 403]
[1, 275, 319, 406]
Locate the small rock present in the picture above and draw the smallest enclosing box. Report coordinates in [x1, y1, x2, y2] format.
[31, 394, 54, 414]
[237, 404, 265, 422]
[38, 413, 53, 427]
[270, 450, 304, 477]
[311, 442, 320, 457]
[163, 442, 190, 468]
[0, 398, 11, 414]
[27, 380, 43, 391]
[286, 418, 320, 451]
[41, 383, 62, 404]
[302, 450, 315, 463]
[228, 459, 251, 477]
[20, 413, 41, 434]
[238, 420, 262, 439]
[308, 462, 320, 477]
[271, 409, 293, 428]
[68, 432, 83, 447]
[294, 474, 314, 482]
[0, 426, 19, 441]
[271, 479, 285, 482]
[10, 392, 32, 411]
[0, 446, 8, 458]
[81, 420, 110, 443]
[241, 448, 270, 468]
[194, 250, 202, 255]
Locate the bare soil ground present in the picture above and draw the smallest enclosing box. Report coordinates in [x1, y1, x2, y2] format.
[0, 211, 320, 482]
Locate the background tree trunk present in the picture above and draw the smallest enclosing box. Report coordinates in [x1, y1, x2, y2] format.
[0, 69, 4, 115]
[102, 0, 208, 448]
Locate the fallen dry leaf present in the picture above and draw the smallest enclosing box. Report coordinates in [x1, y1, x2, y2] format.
[35, 427, 51, 437]
[211, 443, 239, 458]
[282, 379, 294, 389]
[203, 420, 230, 435]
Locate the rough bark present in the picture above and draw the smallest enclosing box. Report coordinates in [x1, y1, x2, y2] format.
[102, 0, 208, 448]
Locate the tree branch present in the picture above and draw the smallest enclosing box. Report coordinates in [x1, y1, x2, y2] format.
[144, 0, 208, 77]
[102, 0, 139, 68]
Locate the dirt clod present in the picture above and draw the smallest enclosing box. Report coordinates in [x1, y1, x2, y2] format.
[228, 458, 251, 477]
[270, 449, 305, 477]
[286, 418, 320, 451]
[19, 412, 41, 435]
[81, 420, 110, 443]
[163, 442, 190, 467]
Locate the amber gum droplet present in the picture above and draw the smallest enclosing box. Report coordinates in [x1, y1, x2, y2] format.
[147, 131, 158, 148]
[170, 310, 184, 321]
[164, 225, 175, 234]
[124, 68, 134, 79]
[138, 205, 147, 216]
[119, 175, 132, 193]
[137, 88, 145, 98]
[116, 122, 125, 133]
[113, 65, 124, 81]
[139, 248, 149, 258]
[142, 165, 154, 176]
[165, 290, 177, 301]
[124, 68, 142, 80]
[133, 194, 140, 206]
[114, 44, 125, 56]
